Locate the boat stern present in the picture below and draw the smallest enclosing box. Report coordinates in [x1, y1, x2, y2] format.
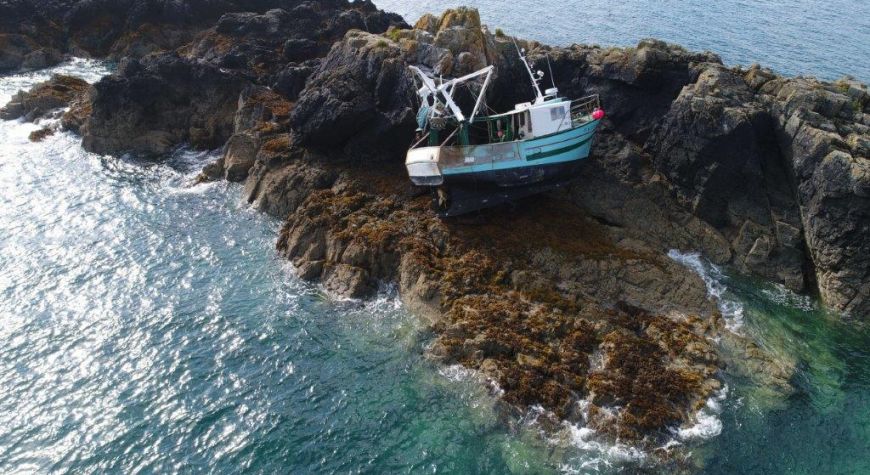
[405, 146, 444, 186]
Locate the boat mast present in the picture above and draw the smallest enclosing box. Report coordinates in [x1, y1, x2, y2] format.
[513, 39, 544, 102]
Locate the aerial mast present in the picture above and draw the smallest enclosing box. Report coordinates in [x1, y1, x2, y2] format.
[513, 38, 544, 102]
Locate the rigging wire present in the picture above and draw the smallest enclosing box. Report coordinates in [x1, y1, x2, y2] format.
[546, 53, 556, 89]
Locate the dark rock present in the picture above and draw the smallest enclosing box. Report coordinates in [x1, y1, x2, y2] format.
[0, 32, 64, 74]
[180, 2, 405, 85]
[272, 63, 315, 100]
[0, 0, 406, 74]
[81, 54, 247, 156]
[282, 38, 317, 63]
[289, 31, 417, 161]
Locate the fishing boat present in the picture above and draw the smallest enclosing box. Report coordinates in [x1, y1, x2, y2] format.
[405, 46, 605, 216]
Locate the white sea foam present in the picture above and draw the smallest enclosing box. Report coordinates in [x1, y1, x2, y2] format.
[668, 249, 745, 331]
[558, 421, 647, 472]
[761, 283, 816, 311]
[438, 364, 479, 383]
[676, 385, 728, 441]
[437, 364, 505, 397]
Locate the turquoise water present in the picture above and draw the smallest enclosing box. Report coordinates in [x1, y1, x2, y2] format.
[669, 254, 870, 474]
[1, 61, 869, 474]
[374, 0, 870, 82]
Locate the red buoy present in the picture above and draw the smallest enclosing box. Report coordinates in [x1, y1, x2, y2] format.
[592, 108, 606, 120]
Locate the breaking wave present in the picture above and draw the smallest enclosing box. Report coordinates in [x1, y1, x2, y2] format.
[667, 250, 745, 331]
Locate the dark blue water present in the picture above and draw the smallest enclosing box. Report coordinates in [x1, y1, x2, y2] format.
[1, 61, 869, 474]
[374, 0, 870, 82]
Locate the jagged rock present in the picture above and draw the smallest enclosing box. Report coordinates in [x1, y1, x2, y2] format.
[645, 65, 809, 290]
[272, 63, 316, 100]
[222, 133, 259, 182]
[0, 0, 405, 76]
[180, 2, 404, 84]
[761, 77, 869, 316]
[289, 30, 417, 160]
[431, 7, 493, 75]
[0, 74, 89, 121]
[81, 54, 247, 156]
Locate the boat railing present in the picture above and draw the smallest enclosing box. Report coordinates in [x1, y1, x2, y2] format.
[570, 94, 600, 124]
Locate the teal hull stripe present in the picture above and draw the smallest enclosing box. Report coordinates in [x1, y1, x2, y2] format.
[441, 121, 600, 175]
[526, 135, 593, 161]
[443, 139, 594, 174]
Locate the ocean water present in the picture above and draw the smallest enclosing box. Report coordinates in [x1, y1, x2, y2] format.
[1, 61, 869, 474]
[373, 0, 870, 83]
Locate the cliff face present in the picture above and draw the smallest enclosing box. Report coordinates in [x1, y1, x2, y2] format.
[1, 2, 866, 449]
[650, 67, 868, 315]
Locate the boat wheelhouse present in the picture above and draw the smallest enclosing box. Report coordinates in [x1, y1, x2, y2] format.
[405, 45, 605, 216]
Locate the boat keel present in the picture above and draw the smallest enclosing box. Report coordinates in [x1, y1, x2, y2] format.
[432, 179, 577, 217]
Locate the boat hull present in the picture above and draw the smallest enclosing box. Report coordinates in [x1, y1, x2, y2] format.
[432, 161, 587, 216]
[405, 119, 600, 187]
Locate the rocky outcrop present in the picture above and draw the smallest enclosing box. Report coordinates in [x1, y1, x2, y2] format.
[288, 31, 417, 160]
[0, 73, 93, 141]
[179, 2, 405, 85]
[231, 8, 866, 444]
[82, 54, 247, 156]
[0, 34, 64, 73]
[760, 74, 869, 315]
[645, 65, 808, 290]
[643, 63, 869, 314]
[0, 74, 89, 121]
[69, 0, 403, 157]
[199, 85, 295, 183]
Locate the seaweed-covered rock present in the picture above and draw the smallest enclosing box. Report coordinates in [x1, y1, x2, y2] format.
[0, 74, 89, 121]
[263, 157, 730, 448]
